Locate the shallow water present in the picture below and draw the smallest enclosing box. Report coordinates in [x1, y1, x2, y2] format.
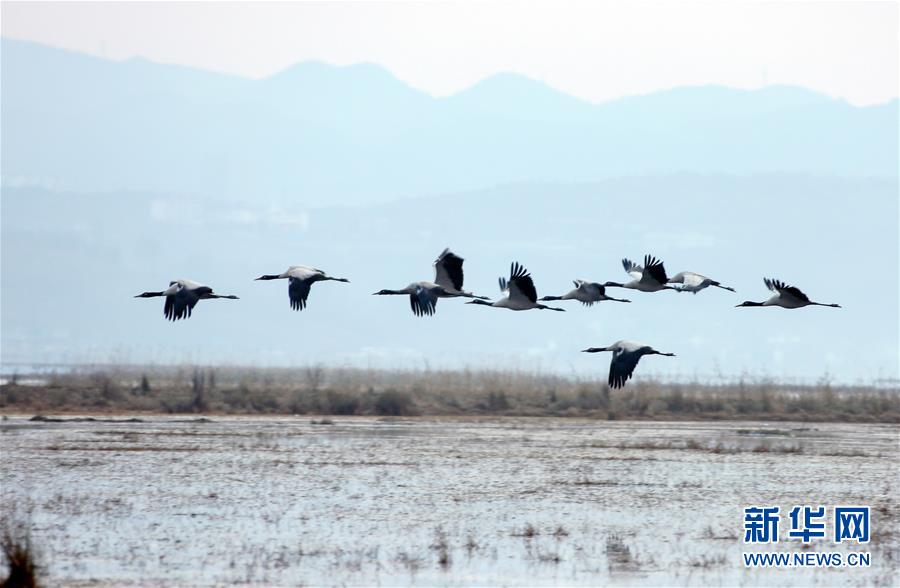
[1, 416, 898, 586]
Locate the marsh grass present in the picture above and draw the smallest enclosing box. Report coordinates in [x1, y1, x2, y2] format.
[429, 527, 451, 569]
[512, 524, 540, 539]
[463, 535, 479, 556]
[688, 553, 727, 568]
[605, 534, 635, 570]
[1, 526, 39, 588]
[552, 525, 570, 539]
[581, 439, 808, 456]
[1, 365, 897, 422]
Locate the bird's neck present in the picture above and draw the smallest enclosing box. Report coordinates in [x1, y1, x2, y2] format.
[467, 299, 494, 307]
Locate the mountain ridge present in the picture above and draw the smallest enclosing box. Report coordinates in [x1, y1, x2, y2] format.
[5, 37, 894, 108]
[2, 37, 897, 205]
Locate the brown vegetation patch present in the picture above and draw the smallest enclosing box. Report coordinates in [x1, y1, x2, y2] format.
[2, 365, 897, 423]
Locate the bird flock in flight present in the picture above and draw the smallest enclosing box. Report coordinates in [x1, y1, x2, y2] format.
[135, 248, 841, 389]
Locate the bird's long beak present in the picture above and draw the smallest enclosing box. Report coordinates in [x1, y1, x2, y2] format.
[582, 346, 613, 353]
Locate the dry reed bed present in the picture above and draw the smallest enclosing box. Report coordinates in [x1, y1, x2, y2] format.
[1, 365, 898, 422]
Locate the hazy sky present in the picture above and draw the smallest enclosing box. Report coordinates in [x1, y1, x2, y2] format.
[2, 1, 897, 105]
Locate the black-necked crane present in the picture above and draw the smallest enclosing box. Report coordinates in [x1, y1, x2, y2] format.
[135, 279, 239, 321]
[604, 255, 678, 293]
[669, 271, 736, 294]
[582, 340, 676, 389]
[373, 282, 447, 317]
[373, 248, 487, 317]
[467, 262, 565, 311]
[736, 278, 841, 309]
[255, 266, 349, 311]
[540, 280, 631, 305]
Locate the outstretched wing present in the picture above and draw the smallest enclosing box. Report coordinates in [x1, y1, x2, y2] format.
[507, 262, 538, 303]
[642, 255, 669, 285]
[622, 258, 643, 280]
[165, 288, 201, 321]
[288, 277, 312, 311]
[608, 349, 643, 389]
[434, 248, 465, 291]
[765, 278, 810, 303]
[409, 285, 438, 317]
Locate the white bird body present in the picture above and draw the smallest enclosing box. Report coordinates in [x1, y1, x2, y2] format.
[541, 280, 631, 305]
[135, 278, 239, 321]
[491, 288, 533, 311]
[284, 266, 324, 280]
[255, 265, 349, 311]
[582, 339, 676, 389]
[606, 256, 678, 293]
[762, 294, 803, 308]
[467, 262, 565, 312]
[669, 271, 735, 294]
[737, 278, 840, 310]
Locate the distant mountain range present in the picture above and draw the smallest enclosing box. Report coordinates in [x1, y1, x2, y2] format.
[2, 38, 897, 206]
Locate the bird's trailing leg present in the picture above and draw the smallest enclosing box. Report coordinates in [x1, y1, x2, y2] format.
[607, 296, 631, 303]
